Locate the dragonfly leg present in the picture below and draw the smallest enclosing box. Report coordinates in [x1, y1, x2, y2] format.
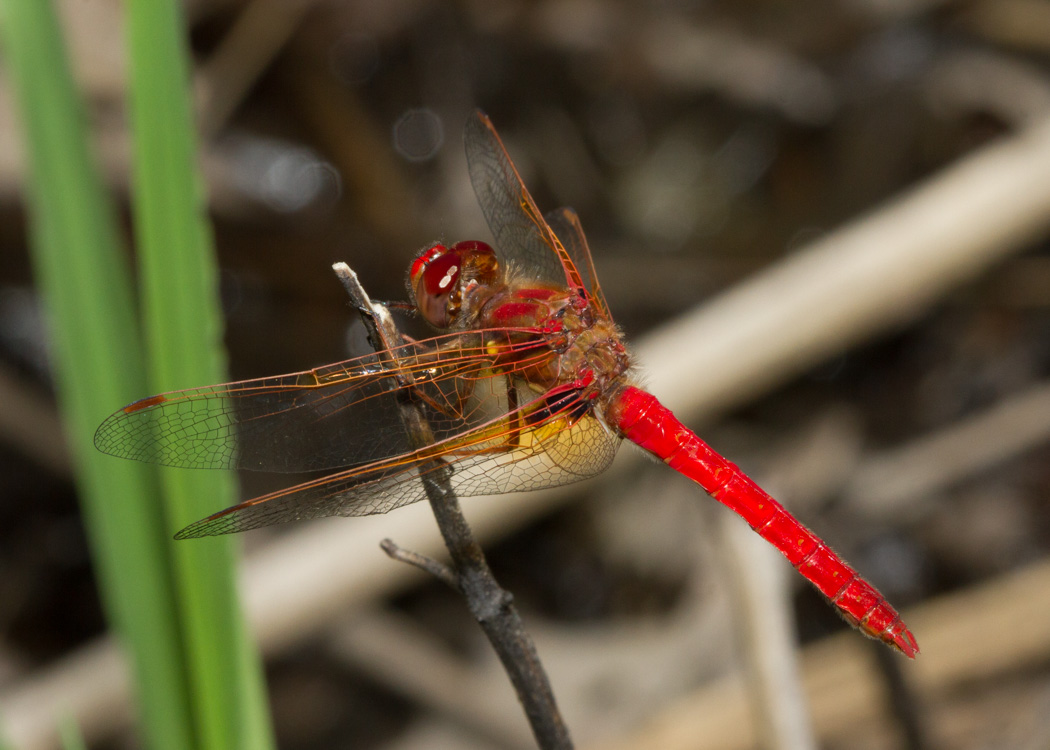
[506, 383, 523, 448]
[378, 300, 417, 313]
[441, 385, 588, 459]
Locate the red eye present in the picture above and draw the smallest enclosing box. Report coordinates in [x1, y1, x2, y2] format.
[410, 243, 461, 328]
[409, 240, 500, 329]
[417, 251, 461, 297]
[410, 244, 449, 289]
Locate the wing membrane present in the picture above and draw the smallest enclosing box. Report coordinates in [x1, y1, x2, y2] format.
[544, 206, 611, 319]
[175, 384, 621, 538]
[94, 329, 551, 473]
[465, 112, 590, 296]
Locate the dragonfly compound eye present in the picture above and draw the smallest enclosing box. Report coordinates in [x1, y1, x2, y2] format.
[411, 243, 459, 328]
[411, 241, 501, 329]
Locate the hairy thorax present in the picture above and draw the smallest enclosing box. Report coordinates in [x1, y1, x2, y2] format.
[478, 283, 632, 405]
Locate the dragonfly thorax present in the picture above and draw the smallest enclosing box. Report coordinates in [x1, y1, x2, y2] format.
[482, 284, 632, 409]
[410, 240, 501, 328]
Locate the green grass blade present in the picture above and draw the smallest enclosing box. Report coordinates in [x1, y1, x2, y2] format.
[125, 2, 274, 749]
[58, 717, 87, 750]
[0, 711, 13, 750]
[2, 1, 195, 748]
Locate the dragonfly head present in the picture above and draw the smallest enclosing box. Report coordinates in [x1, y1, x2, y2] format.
[410, 240, 500, 328]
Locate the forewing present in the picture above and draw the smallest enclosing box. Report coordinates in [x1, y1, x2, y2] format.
[175, 383, 621, 538]
[465, 111, 588, 295]
[94, 330, 550, 473]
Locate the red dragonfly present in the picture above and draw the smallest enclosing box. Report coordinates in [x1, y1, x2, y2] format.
[95, 112, 918, 658]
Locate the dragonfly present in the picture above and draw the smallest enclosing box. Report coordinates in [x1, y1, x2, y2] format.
[95, 111, 918, 658]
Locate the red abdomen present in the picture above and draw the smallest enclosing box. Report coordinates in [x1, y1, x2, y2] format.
[607, 386, 918, 658]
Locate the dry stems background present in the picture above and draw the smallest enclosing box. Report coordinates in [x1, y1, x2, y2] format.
[3, 1, 1050, 748]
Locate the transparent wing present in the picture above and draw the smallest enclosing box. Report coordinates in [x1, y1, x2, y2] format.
[94, 329, 551, 473]
[544, 206, 611, 319]
[175, 384, 621, 538]
[465, 111, 592, 298]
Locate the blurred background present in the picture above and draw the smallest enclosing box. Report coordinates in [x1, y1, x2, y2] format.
[3, 0, 1050, 748]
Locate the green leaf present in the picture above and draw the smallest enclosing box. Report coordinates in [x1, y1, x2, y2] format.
[4, 1, 273, 747]
[58, 716, 87, 750]
[125, 1, 274, 748]
[3, 1, 194, 748]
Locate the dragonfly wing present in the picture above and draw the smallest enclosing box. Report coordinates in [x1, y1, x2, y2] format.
[544, 206, 611, 319]
[94, 330, 550, 473]
[94, 354, 409, 472]
[464, 111, 589, 295]
[175, 385, 621, 538]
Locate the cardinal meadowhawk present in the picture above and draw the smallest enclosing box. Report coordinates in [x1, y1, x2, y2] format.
[95, 111, 918, 658]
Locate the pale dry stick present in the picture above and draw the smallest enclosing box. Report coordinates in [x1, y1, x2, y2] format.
[753, 406, 867, 518]
[843, 379, 1050, 520]
[589, 556, 1050, 750]
[9, 115, 1050, 749]
[1000, 682, 1050, 750]
[0, 638, 130, 750]
[329, 608, 535, 750]
[0, 364, 70, 475]
[385, 719, 522, 750]
[526, 4, 838, 126]
[719, 511, 817, 750]
[638, 115, 1050, 420]
[195, 0, 318, 140]
[284, 62, 418, 250]
[636, 21, 837, 125]
[710, 410, 865, 750]
[924, 49, 1050, 127]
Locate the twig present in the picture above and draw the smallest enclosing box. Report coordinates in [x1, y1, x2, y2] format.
[0, 364, 71, 476]
[592, 555, 1050, 750]
[328, 607, 536, 749]
[637, 21, 836, 126]
[719, 512, 817, 750]
[924, 49, 1050, 127]
[379, 538, 460, 591]
[638, 115, 1050, 421]
[844, 379, 1050, 519]
[330, 262, 573, 750]
[195, 0, 318, 140]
